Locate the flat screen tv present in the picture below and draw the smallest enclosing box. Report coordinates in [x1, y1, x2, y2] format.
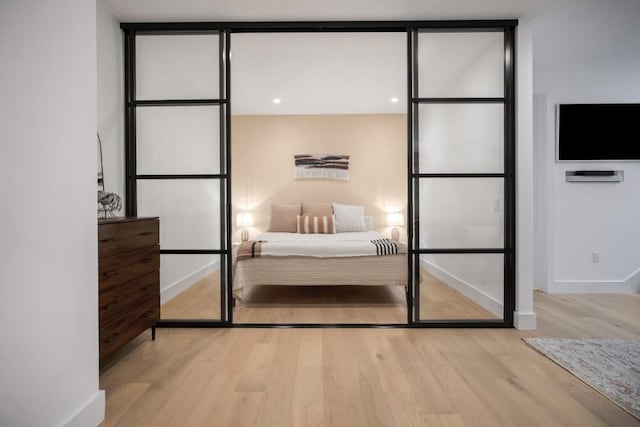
[557, 103, 640, 161]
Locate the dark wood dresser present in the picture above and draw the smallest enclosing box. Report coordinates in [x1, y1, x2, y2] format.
[98, 217, 160, 363]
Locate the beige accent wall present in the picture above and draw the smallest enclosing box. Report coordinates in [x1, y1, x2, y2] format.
[231, 114, 407, 241]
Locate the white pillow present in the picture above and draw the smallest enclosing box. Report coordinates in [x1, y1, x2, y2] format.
[332, 203, 367, 232]
[364, 216, 374, 231]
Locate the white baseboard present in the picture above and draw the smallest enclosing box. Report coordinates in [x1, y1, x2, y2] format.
[63, 390, 105, 427]
[161, 260, 220, 304]
[552, 266, 640, 294]
[513, 311, 537, 330]
[420, 258, 503, 318]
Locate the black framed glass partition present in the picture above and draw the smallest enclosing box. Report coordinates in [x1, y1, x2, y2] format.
[124, 30, 230, 324]
[408, 27, 515, 325]
[121, 20, 516, 328]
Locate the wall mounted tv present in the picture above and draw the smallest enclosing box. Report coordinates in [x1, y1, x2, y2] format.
[557, 103, 640, 161]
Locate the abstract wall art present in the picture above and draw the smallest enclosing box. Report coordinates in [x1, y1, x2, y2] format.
[294, 154, 350, 181]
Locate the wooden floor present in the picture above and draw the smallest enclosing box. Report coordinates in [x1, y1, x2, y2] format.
[527, 291, 640, 339]
[161, 270, 496, 323]
[160, 273, 222, 320]
[100, 291, 640, 426]
[419, 271, 496, 320]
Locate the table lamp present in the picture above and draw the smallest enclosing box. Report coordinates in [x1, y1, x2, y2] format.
[387, 212, 404, 241]
[236, 212, 254, 242]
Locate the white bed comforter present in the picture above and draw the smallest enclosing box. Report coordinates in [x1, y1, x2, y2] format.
[253, 231, 404, 258]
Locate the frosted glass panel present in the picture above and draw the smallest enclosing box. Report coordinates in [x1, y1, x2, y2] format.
[137, 106, 220, 174]
[418, 104, 503, 173]
[418, 253, 503, 320]
[138, 180, 220, 249]
[418, 178, 503, 249]
[160, 254, 222, 320]
[136, 34, 219, 100]
[417, 32, 503, 98]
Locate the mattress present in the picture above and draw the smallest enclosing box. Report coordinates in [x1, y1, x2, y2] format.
[233, 231, 407, 300]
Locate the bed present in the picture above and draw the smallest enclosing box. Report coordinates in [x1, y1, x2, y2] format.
[232, 230, 407, 301]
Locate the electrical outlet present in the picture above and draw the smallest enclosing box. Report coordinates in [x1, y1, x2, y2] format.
[592, 251, 600, 263]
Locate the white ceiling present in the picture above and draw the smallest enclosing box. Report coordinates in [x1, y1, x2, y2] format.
[101, 0, 558, 115]
[101, 0, 556, 22]
[231, 33, 406, 115]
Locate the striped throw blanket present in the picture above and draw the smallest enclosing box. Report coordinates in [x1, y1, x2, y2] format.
[236, 241, 263, 261]
[371, 239, 404, 256]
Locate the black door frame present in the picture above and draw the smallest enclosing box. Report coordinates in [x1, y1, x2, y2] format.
[409, 28, 516, 327]
[121, 20, 517, 328]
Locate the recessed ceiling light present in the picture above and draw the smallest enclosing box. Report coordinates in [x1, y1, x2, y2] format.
[390, 97, 399, 103]
[273, 98, 281, 104]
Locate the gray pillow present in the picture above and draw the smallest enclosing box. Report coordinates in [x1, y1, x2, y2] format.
[332, 202, 367, 232]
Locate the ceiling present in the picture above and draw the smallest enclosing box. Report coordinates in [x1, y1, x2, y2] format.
[101, 0, 559, 115]
[102, 0, 557, 22]
[231, 33, 406, 115]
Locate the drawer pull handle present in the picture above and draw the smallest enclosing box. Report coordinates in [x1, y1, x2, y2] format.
[142, 258, 154, 264]
[142, 284, 155, 291]
[104, 270, 118, 277]
[142, 310, 155, 319]
[101, 237, 119, 243]
[139, 231, 154, 236]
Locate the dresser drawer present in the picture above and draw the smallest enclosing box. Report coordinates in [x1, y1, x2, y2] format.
[97, 217, 161, 365]
[99, 270, 159, 326]
[99, 245, 159, 292]
[99, 299, 159, 362]
[98, 218, 158, 258]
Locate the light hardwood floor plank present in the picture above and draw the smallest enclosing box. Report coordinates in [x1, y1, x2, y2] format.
[100, 292, 640, 427]
[160, 269, 497, 323]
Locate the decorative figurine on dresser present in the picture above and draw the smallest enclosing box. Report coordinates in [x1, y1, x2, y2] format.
[98, 217, 160, 363]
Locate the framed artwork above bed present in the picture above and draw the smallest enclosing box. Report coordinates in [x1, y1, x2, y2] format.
[294, 154, 350, 181]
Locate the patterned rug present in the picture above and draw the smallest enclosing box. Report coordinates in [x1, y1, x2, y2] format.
[523, 338, 640, 420]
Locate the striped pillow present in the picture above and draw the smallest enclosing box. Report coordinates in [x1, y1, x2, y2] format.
[297, 215, 336, 234]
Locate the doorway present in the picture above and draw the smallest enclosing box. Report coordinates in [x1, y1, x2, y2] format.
[230, 32, 408, 324]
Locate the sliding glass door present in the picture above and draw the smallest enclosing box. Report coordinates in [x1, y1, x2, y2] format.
[124, 30, 230, 323]
[408, 28, 515, 325]
[121, 20, 516, 327]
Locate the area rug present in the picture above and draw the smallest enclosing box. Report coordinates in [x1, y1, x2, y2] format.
[523, 338, 640, 420]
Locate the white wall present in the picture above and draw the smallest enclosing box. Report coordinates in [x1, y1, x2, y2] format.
[98, 1, 125, 207]
[533, 0, 640, 294]
[515, 18, 536, 329]
[0, 0, 104, 426]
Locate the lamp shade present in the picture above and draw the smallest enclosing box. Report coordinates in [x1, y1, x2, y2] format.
[387, 212, 404, 227]
[236, 212, 254, 227]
